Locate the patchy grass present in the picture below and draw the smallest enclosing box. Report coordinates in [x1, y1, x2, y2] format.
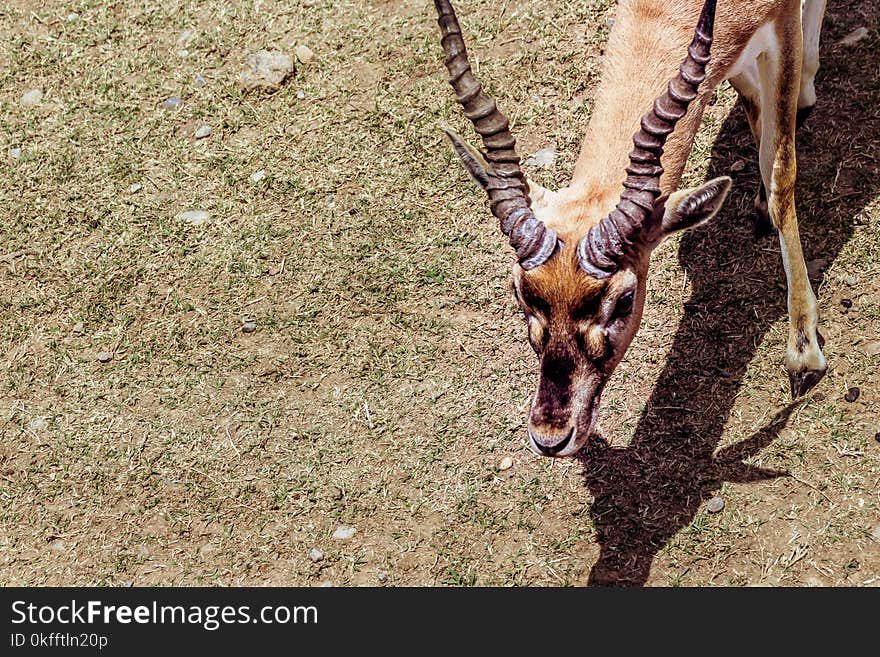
[1, 0, 878, 586]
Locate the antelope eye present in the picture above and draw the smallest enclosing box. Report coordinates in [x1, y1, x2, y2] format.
[613, 291, 635, 319]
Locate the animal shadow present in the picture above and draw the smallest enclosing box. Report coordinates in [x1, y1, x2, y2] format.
[578, 0, 879, 586]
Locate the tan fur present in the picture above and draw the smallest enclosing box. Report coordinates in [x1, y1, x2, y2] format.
[562, 1, 787, 226]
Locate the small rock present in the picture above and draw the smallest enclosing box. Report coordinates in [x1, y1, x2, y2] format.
[330, 487, 343, 500]
[805, 258, 828, 280]
[239, 50, 295, 92]
[606, 18, 615, 28]
[529, 94, 541, 104]
[295, 44, 314, 64]
[837, 26, 869, 46]
[844, 387, 860, 403]
[730, 159, 746, 173]
[250, 169, 266, 183]
[176, 210, 211, 226]
[48, 539, 66, 553]
[161, 95, 182, 109]
[872, 525, 880, 542]
[296, 90, 306, 100]
[8, 147, 22, 160]
[706, 496, 725, 513]
[176, 30, 194, 48]
[20, 89, 43, 108]
[308, 548, 324, 563]
[331, 525, 356, 540]
[96, 351, 113, 363]
[198, 543, 217, 558]
[845, 275, 857, 287]
[525, 147, 558, 168]
[176, 49, 188, 58]
[861, 342, 880, 357]
[28, 417, 48, 432]
[67, 12, 79, 21]
[377, 571, 388, 583]
[498, 456, 513, 471]
[194, 124, 212, 139]
[840, 298, 853, 308]
[318, 581, 334, 587]
[72, 322, 85, 335]
[128, 183, 142, 194]
[194, 74, 207, 87]
[241, 321, 256, 334]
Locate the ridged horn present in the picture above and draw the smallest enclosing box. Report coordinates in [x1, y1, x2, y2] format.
[435, 0, 558, 270]
[577, 0, 717, 279]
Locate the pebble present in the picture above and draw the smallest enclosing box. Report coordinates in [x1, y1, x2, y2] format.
[20, 89, 43, 108]
[72, 322, 85, 335]
[194, 124, 212, 139]
[194, 74, 207, 87]
[706, 496, 725, 513]
[128, 183, 142, 194]
[525, 147, 558, 168]
[875, 431, 880, 444]
[48, 539, 66, 553]
[96, 351, 113, 363]
[250, 169, 266, 183]
[837, 26, 869, 46]
[8, 147, 22, 160]
[161, 95, 182, 109]
[844, 387, 860, 403]
[331, 525, 356, 540]
[377, 571, 388, 583]
[176, 30, 194, 48]
[308, 548, 324, 563]
[241, 321, 256, 333]
[730, 159, 746, 173]
[840, 298, 853, 308]
[805, 258, 828, 279]
[239, 50, 295, 91]
[176, 210, 211, 226]
[845, 275, 857, 287]
[861, 342, 880, 357]
[318, 581, 334, 587]
[498, 456, 513, 471]
[873, 525, 880, 542]
[296, 90, 306, 100]
[28, 417, 48, 432]
[67, 12, 79, 21]
[295, 44, 314, 64]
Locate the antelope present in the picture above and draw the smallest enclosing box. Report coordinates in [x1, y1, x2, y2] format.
[435, 0, 829, 457]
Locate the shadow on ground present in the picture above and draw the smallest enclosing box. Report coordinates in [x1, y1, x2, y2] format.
[578, 0, 879, 586]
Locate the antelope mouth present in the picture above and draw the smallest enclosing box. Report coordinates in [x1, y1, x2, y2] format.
[528, 426, 575, 457]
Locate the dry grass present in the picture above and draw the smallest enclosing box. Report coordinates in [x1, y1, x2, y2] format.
[1, 0, 878, 586]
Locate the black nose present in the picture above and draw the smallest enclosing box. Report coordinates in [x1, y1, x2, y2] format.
[528, 426, 575, 456]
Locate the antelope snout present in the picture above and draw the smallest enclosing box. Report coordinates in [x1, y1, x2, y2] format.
[527, 425, 576, 457]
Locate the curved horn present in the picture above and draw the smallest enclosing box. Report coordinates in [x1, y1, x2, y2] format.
[435, 0, 558, 270]
[578, 0, 717, 279]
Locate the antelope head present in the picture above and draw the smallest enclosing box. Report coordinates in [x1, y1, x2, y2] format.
[435, 0, 731, 457]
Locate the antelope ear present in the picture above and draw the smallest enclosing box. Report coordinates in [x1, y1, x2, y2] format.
[650, 176, 733, 240]
[443, 128, 490, 191]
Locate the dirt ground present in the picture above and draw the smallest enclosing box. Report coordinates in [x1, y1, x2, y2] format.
[1, 0, 878, 586]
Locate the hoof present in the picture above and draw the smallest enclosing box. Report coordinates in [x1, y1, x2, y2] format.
[788, 367, 826, 399]
[796, 105, 815, 130]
